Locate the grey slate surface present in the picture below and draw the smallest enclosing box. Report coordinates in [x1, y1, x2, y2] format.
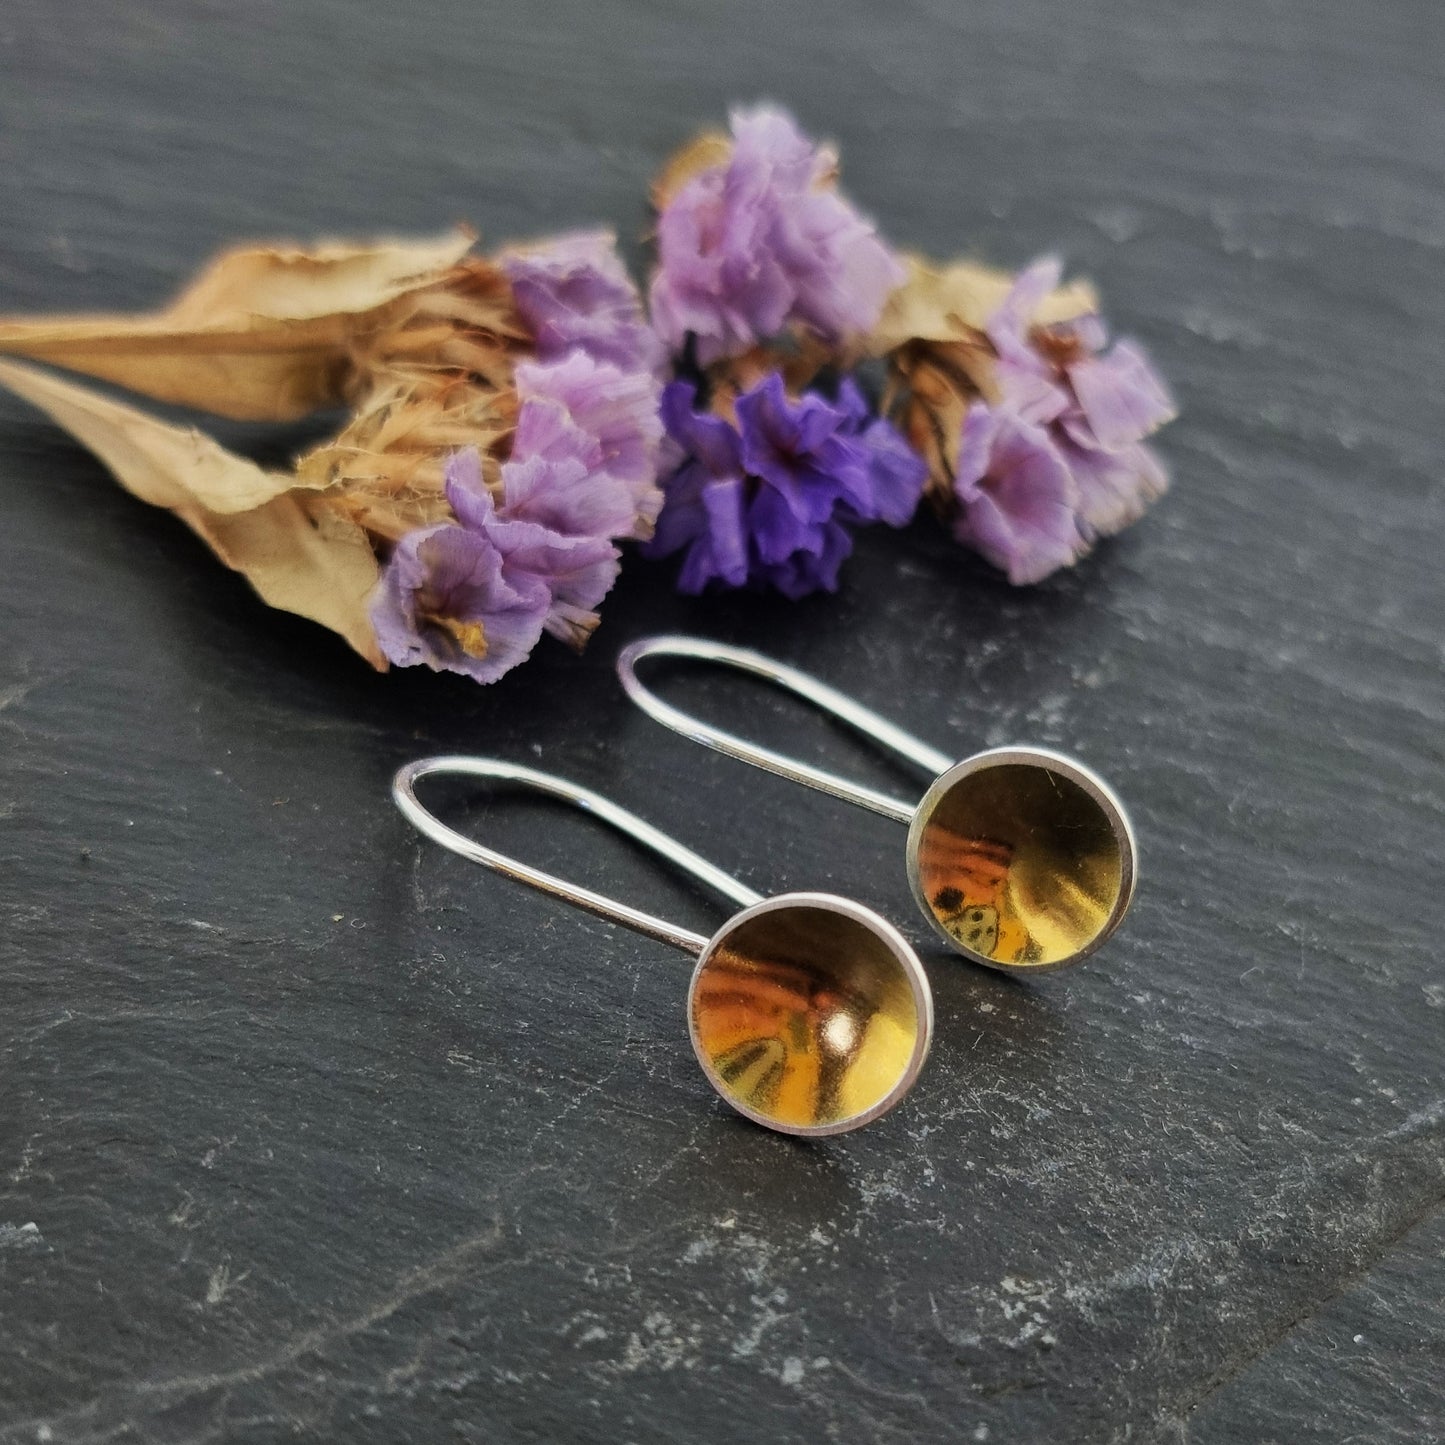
[0, 1, 1441, 1441]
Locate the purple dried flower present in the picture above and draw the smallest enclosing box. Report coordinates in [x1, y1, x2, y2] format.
[650, 106, 904, 365]
[369, 445, 624, 684]
[1057, 433, 1169, 540]
[499, 229, 664, 376]
[445, 450, 620, 648]
[374, 346, 659, 684]
[1066, 337, 1176, 453]
[985, 256, 1176, 547]
[371, 523, 551, 684]
[645, 372, 925, 598]
[510, 353, 663, 538]
[952, 403, 1084, 586]
[833, 379, 935, 527]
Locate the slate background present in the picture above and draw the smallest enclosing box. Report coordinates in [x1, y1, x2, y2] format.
[1, 1, 1442, 1441]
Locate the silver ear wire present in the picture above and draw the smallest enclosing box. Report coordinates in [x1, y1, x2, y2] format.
[394, 754, 759, 956]
[618, 634, 939, 823]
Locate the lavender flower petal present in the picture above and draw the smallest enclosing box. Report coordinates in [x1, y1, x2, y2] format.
[953, 404, 1083, 585]
[444, 423, 608, 543]
[499, 229, 664, 375]
[736, 373, 852, 528]
[977, 256, 1176, 566]
[441, 448, 621, 648]
[517, 353, 663, 498]
[753, 517, 854, 599]
[371, 523, 550, 684]
[674, 476, 750, 594]
[986, 255, 1063, 367]
[1062, 436, 1170, 540]
[485, 514, 620, 648]
[498, 448, 625, 540]
[660, 381, 744, 478]
[1066, 339, 1177, 451]
[644, 386, 751, 592]
[833, 379, 927, 526]
[651, 105, 903, 364]
[440, 446, 494, 531]
[474, 353, 664, 542]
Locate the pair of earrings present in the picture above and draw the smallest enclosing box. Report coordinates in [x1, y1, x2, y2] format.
[394, 636, 1136, 1139]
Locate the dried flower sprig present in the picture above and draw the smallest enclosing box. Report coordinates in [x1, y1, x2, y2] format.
[644, 106, 924, 598]
[0, 104, 1180, 686]
[645, 106, 1178, 595]
[650, 105, 903, 368]
[0, 227, 662, 680]
[874, 254, 1177, 583]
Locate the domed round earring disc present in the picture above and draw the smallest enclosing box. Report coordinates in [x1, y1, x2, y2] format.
[907, 748, 1136, 972]
[688, 895, 933, 1137]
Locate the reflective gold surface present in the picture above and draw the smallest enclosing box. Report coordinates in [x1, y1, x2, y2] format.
[910, 753, 1132, 970]
[689, 896, 930, 1135]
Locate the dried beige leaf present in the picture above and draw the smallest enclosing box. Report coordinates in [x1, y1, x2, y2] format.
[867, 254, 1097, 354]
[0, 229, 475, 422]
[0, 358, 384, 668]
[198, 497, 385, 670]
[0, 355, 295, 513]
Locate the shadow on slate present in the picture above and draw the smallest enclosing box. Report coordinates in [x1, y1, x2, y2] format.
[0, 1, 1442, 1442]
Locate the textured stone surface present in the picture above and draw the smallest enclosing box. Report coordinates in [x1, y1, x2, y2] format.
[0, 1, 1441, 1441]
[1189, 1209, 1445, 1444]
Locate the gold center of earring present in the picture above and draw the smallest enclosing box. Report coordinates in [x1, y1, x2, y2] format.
[915, 762, 1125, 967]
[690, 903, 923, 1131]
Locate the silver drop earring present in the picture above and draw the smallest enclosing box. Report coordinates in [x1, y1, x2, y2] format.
[617, 637, 1137, 975]
[394, 756, 933, 1136]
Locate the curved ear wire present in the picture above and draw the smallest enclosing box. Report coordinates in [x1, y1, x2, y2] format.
[393, 755, 763, 957]
[616, 635, 951, 824]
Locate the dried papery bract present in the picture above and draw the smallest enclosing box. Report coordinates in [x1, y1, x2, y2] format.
[345, 257, 524, 395]
[649, 131, 734, 212]
[0, 230, 477, 421]
[296, 257, 525, 544]
[297, 373, 517, 544]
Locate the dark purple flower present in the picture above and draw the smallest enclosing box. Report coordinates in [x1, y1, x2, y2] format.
[645, 388, 751, 592]
[984, 256, 1176, 548]
[833, 379, 933, 527]
[952, 402, 1084, 586]
[371, 523, 551, 684]
[650, 106, 904, 365]
[645, 372, 925, 598]
[499, 229, 664, 376]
